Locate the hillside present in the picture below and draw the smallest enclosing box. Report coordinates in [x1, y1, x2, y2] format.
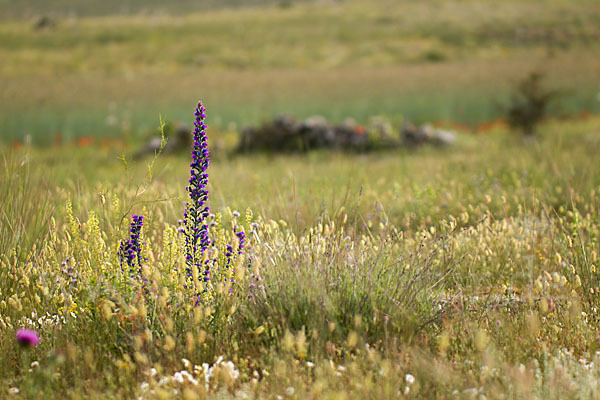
[0, 0, 311, 19]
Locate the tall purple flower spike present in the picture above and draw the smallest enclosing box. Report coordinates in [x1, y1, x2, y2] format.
[183, 102, 211, 283]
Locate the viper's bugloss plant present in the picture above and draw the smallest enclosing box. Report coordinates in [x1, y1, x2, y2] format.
[118, 214, 145, 279]
[182, 102, 247, 298]
[183, 102, 211, 285]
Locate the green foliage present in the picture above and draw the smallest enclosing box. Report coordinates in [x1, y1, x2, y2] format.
[506, 71, 560, 136]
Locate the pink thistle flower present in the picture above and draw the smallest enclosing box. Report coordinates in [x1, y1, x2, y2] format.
[15, 329, 39, 347]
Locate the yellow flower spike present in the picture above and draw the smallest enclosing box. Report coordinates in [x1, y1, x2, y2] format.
[185, 332, 195, 353]
[347, 331, 359, 349]
[163, 335, 175, 352]
[133, 335, 143, 350]
[216, 283, 225, 295]
[552, 272, 561, 284]
[137, 301, 147, 317]
[101, 301, 114, 320]
[295, 330, 307, 359]
[282, 330, 294, 352]
[560, 275, 568, 286]
[144, 329, 152, 343]
[235, 260, 246, 282]
[164, 317, 174, 333]
[197, 330, 206, 344]
[438, 332, 450, 354]
[474, 329, 489, 352]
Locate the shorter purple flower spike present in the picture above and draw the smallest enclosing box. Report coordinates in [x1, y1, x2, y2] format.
[118, 215, 145, 280]
[235, 229, 246, 255]
[16, 329, 39, 347]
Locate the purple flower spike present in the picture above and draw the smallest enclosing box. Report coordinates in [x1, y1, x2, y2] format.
[16, 329, 39, 347]
[118, 215, 146, 279]
[181, 102, 246, 300]
[235, 229, 246, 255]
[183, 101, 212, 283]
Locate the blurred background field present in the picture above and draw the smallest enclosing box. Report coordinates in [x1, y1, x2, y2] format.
[0, 0, 599, 145]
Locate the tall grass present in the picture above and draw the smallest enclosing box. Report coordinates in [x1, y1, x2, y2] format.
[0, 153, 53, 260]
[1, 116, 600, 397]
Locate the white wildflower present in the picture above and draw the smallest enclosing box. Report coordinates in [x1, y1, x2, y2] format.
[158, 377, 169, 386]
[405, 373, 415, 385]
[181, 370, 199, 386]
[222, 361, 240, 380]
[173, 372, 185, 384]
[463, 388, 479, 399]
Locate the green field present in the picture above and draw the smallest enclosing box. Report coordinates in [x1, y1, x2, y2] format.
[1, 0, 599, 144]
[3, 0, 600, 398]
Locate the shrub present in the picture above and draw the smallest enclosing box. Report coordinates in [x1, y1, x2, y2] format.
[506, 70, 559, 137]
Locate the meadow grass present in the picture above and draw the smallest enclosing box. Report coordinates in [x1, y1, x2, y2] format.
[1, 115, 600, 398]
[2, 0, 600, 397]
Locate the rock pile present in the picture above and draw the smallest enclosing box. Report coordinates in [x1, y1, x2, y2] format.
[237, 115, 456, 153]
[401, 122, 457, 147]
[134, 115, 457, 157]
[237, 115, 370, 152]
